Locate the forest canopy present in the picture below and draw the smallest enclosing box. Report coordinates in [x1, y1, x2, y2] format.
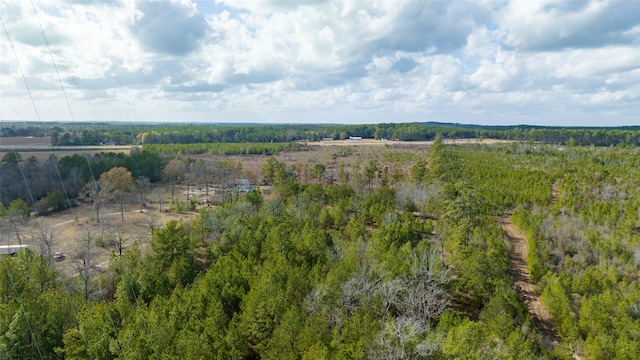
[1, 125, 639, 359]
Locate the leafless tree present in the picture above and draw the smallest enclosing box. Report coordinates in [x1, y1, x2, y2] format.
[396, 182, 427, 213]
[133, 176, 150, 213]
[163, 158, 186, 201]
[184, 172, 197, 201]
[339, 263, 382, 315]
[152, 187, 165, 212]
[2, 208, 29, 246]
[110, 224, 134, 256]
[377, 277, 404, 316]
[138, 211, 159, 236]
[31, 220, 58, 263]
[111, 189, 129, 222]
[217, 161, 234, 204]
[83, 179, 113, 222]
[399, 247, 450, 321]
[371, 315, 442, 360]
[73, 224, 99, 299]
[370, 316, 428, 360]
[199, 208, 225, 243]
[192, 160, 210, 196]
[433, 222, 448, 263]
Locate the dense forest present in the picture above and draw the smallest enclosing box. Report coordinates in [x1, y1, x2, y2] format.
[2, 121, 640, 146]
[1, 128, 639, 359]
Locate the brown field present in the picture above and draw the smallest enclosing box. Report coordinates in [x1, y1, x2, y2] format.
[208, 137, 510, 184]
[0, 136, 131, 162]
[0, 136, 52, 146]
[306, 138, 510, 147]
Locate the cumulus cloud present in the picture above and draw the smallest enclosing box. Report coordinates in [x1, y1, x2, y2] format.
[130, 0, 209, 55]
[499, 0, 640, 51]
[0, 0, 638, 125]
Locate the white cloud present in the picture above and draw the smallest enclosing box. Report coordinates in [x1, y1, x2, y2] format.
[130, 0, 209, 55]
[499, 0, 640, 51]
[0, 0, 638, 125]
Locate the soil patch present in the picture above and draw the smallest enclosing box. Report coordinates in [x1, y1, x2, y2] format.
[16, 200, 197, 276]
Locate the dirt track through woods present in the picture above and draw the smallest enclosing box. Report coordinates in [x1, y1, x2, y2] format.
[496, 181, 585, 358]
[496, 215, 561, 349]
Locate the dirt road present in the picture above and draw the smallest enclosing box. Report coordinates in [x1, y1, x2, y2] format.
[495, 215, 561, 349]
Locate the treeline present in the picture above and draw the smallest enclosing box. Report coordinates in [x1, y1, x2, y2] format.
[51, 128, 138, 146]
[1, 125, 50, 137]
[142, 142, 302, 156]
[0, 141, 299, 210]
[0, 141, 299, 209]
[0, 149, 163, 209]
[114, 123, 640, 146]
[3, 121, 640, 146]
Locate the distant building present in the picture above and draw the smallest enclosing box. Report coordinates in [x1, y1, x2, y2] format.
[322, 137, 334, 141]
[349, 136, 362, 140]
[0, 244, 30, 256]
[230, 179, 255, 192]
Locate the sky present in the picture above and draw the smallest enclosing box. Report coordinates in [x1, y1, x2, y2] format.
[0, 0, 639, 126]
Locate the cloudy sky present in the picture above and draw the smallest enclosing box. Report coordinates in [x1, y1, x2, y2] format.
[1, 0, 639, 126]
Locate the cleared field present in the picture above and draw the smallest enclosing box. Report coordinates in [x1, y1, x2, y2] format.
[306, 138, 512, 146]
[0, 136, 51, 146]
[0, 136, 131, 161]
[18, 190, 196, 275]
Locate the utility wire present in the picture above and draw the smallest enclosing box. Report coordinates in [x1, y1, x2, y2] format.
[25, 2, 160, 358]
[0, 17, 42, 122]
[1, 12, 96, 356]
[28, 0, 76, 123]
[3, 10, 104, 358]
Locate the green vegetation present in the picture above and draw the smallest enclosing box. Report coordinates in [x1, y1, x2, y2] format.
[143, 142, 301, 156]
[3, 121, 640, 146]
[1, 125, 639, 359]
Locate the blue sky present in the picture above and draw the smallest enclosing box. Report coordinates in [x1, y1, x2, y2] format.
[1, 0, 639, 126]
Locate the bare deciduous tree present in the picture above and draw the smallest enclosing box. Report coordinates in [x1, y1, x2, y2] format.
[396, 183, 427, 213]
[101, 167, 133, 222]
[139, 211, 159, 236]
[339, 263, 382, 315]
[83, 180, 113, 222]
[370, 316, 440, 360]
[199, 208, 224, 243]
[32, 220, 58, 264]
[163, 158, 186, 201]
[399, 247, 450, 321]
[133, 176, 150, 212]
[73, 224, 99, 299]
[110, 224, 133, 256]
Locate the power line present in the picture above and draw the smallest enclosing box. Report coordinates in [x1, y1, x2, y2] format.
[24, 2, 160, 358]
